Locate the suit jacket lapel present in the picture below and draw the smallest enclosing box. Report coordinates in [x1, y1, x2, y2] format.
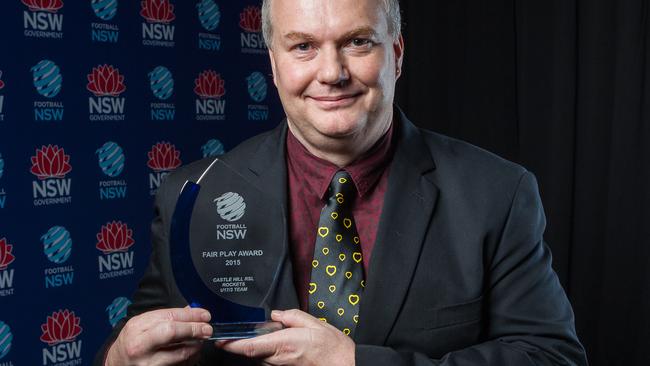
[355, 113, 439, 345]
[237, 122, 301, 311]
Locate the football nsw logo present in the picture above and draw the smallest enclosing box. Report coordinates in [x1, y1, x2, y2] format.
[141, 0, 176, 47]
[0, 321, 12, 360]
[40, 310, 83, 365]
[22, 0, 65, 39]
[31, 145, 73, 206]
[149, 66, 173, 100]
[87, 64, 127, 121]
[41, 226, 72, 264]
[197, 0, 220, 31]
[96, 141, 125, 178]
[214, 193, 247, 240]
[97, 142, 128, 200]
[31, 60, 65, 121]
[194, 70, 226, 120]
[106, 296, 131, 328]
[201, 138, 225, 158]
[196, 0, 221, 51]
[246, 71, 269, 121]
[31, 60, 62, 98]
[90, 0, 120, 43]
[149, 66, 176, 121]
[42, 226, 75, 289]
[214, 192, 245, 222]
[91, 0, 117, 20]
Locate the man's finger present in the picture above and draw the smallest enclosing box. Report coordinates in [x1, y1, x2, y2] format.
[149, 321, 213, 345]
[139, 307, 211, 324]
[219, 333, 284, 358]
[272, 309, 324, 329]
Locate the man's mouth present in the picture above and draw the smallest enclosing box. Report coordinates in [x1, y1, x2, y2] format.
[308, 93, 362, 108]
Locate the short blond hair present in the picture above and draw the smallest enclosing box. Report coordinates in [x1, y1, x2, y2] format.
[261, 0, 402, 48]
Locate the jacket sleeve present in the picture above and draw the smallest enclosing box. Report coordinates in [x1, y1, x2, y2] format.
[92, 179, 187, 366]
[355, 172, 587, 365]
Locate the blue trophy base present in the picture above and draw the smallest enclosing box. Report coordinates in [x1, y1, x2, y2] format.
[210, 321, 284, 340]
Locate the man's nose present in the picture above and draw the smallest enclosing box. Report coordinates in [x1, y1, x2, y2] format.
[316, 48, 349, 85]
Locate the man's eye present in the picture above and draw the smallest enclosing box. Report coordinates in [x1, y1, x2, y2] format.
[351, 38, 372, 47]
[296, 43, 311, 51]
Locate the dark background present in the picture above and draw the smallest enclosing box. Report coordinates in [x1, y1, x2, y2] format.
[396, 0, 650, 364]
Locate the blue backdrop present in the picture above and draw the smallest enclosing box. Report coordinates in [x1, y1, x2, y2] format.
[0, 1, 283, 364]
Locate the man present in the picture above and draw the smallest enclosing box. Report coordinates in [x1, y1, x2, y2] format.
[96, 0, 587, 364]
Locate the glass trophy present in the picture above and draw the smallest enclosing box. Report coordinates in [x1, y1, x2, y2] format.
[170, 158, 285, 340]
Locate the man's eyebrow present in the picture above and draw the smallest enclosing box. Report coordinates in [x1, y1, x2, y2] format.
[341, 27, 379, 39]
[282, 27, 379, 43]
[284, 32, 316, 42]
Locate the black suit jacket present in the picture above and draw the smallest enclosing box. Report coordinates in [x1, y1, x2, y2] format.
[95, 111, 587, 365]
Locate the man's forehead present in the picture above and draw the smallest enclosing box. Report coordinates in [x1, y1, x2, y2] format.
[270, 0, 388, 39]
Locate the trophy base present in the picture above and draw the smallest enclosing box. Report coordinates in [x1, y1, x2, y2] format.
[210, 321, 284, 340]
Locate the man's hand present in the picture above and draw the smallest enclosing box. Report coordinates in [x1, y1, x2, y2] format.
[217, 309, 355, 366]
[106, 307, 213, 366]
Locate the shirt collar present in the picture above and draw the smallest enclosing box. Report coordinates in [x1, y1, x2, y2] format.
[286, 122, 395, 200]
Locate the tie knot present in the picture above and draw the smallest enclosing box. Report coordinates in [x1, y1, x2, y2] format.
[328, 170, 356, 205]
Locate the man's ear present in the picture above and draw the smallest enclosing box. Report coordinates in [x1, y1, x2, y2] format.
[393, 34, 405, 80]
[268, 48, 278, 86]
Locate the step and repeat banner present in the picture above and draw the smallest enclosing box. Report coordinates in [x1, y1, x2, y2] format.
[0, 1, 284, 364]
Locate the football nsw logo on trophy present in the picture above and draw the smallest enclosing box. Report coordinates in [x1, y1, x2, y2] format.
[170, 158, 285, 339]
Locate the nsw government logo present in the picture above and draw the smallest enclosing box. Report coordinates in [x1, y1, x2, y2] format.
[149, 66, 175, 121]
[214, 192, 247, 240]
[141, 0, 176, 47]
[0, 237, 16, 298]
[246, 71, 269, 121]
[239, 6, 265, 54]
[87, 64, 127, 121]
[194, 70, 226, 121]
[40, 309, 83, 365]
[0, 321, 13, 363]
[90, 0, 120, 43]
[0, 71, 5, 121]
[31, 60, 64, 122]
[97, 141, 127, 200]
[106, 296, 131, 328]
[196, 0, 221, 52]
[22, 0, 64, 39]
[41, 226, 74, 289]
[96, 221, 136, 280]
[31, 145, 72, 206]
[0, 152, 6, 209]
[147, 142, 181, 195]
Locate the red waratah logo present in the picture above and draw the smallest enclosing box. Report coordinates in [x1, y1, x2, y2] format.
[30, 145, 72, 180]
[87, 65, 126, 97]
[140, 0, 175, 23]
[0, 71, 5, 90]
[40, 310, 82, 346]
[22, 0, 64, 12]
[147, 142, 181, 172]
[239, 6, 261, 32]
[194, 70, 225, 99]
[0, 238, 16, 271]
[96, 221, 135, 254]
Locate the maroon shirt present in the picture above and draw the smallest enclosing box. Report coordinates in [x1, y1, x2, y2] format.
[286, 124, 395, 311]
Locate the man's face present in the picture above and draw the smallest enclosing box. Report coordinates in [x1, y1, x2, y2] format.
[268, 0, 403, 154]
